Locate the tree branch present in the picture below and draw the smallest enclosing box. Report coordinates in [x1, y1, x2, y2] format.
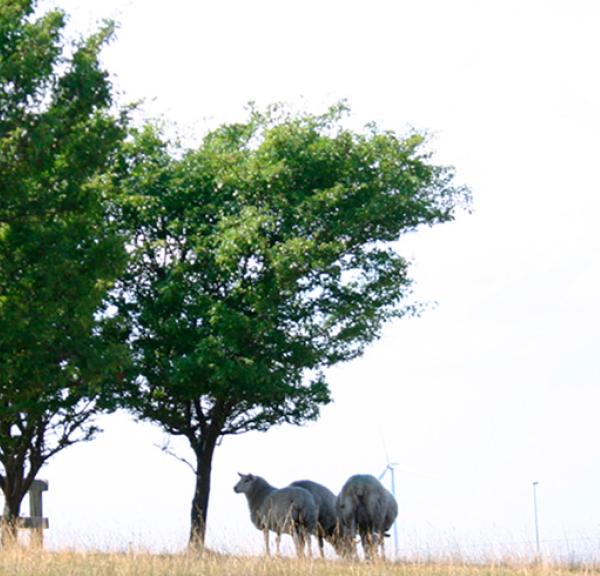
[154, 441, 196, 474]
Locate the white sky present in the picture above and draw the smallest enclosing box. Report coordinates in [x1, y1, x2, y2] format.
[21, 0, 600, 560]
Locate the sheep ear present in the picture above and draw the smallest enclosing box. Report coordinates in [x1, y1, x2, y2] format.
[237, 472, 244, 478]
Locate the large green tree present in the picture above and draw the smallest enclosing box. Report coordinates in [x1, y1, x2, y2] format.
[0, 0, 128, 539]
[115, 104, 469, 546]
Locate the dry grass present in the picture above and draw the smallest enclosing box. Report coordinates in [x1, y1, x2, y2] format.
[0, 547, 598, 576]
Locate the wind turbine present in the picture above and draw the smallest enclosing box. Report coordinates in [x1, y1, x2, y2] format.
[379, 459, 399, 558]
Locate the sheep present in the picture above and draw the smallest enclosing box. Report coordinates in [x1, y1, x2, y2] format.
[289, 479, 338, 558]
[234, 473, 317, 558]
[336, 474, 398, 560]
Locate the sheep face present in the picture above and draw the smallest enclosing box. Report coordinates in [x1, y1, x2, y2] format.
[233, 473, 256, 494]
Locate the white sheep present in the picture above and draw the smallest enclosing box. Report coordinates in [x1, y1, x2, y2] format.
[234, 473, 317, 558]
[336, 474, 398, 560]
[289, 479, 338, 558]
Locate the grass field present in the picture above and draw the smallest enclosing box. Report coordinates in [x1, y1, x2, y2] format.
[0, 547, 598, 576]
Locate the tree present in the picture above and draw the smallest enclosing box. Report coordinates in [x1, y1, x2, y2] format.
[114, 104, 469, 546]
[0, 0, 128, 541]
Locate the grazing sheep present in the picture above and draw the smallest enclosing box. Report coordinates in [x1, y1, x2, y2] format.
[234, 473, 317, 558]
[336, 474, 398, 560]
[289, 479, 337, 558]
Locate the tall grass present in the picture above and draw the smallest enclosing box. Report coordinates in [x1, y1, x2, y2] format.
[0, 547, 598, 576]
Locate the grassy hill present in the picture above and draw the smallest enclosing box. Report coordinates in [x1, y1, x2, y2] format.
[0, 548, 597, 576]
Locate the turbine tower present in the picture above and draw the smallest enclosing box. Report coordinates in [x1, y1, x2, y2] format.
[379, 460, 399, 557]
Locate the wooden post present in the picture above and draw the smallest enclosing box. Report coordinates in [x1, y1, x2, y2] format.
[0, 479, 49, 547]
[27, 479, 49, 547]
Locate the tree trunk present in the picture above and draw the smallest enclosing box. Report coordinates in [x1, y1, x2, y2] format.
[1, 487, 23, 547]
[0, 458, 42, 547]
[188, 434, 218, 549]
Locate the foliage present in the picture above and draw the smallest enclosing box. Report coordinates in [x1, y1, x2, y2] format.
[0, 0, 128, 521]
[114, 102, 469, 542]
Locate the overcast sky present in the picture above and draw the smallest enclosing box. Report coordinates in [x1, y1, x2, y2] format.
[23, 0, 600, 560]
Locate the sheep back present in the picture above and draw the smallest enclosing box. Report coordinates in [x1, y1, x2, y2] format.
[290, 480, 337, 536]
[337, 474, 396, 535]
[258, 486, 318, 534]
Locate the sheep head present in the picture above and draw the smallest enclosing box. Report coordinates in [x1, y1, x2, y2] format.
[233, 472, 256, 493]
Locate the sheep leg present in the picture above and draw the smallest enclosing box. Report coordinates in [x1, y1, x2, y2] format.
[370, 533, 379, 561]
[360, 533, 368, 560]
[263, 529, 270, 557]
[292, 530, 303, 559]
[275, 531, 282, 556]
[292, 524, 311, 559]
[379, 532, 386, 560]
[362, 532, 376, 561]
[305, 531, 312, 559]
[318, 532, 325, 559]
[340, 524, 356, 559]
[350, 522, 359, 560]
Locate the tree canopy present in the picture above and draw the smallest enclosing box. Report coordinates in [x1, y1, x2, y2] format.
[0, 0, 128, 534]
[114, 104, 469, 544]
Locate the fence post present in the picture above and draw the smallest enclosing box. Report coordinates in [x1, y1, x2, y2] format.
[28, 479, 49, 547]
